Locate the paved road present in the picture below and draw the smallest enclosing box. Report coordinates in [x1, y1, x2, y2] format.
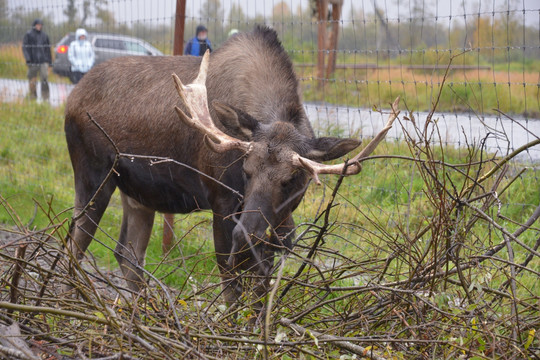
[305, 105, 540, 162]
[2, 77, 539, 161]
[0, 78, 74, 107]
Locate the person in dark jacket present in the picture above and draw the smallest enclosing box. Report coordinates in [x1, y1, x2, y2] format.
[22, 19, 52, 100]
[184, 25, 212, 56]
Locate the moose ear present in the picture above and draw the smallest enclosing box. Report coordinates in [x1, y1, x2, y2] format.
[212, 101, 259, 141]
[305, 137, 361, 162]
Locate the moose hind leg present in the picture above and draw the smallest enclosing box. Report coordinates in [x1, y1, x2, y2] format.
[68, 179, 116, 261]
[63, 174, 116, 294]
[115, 192, 155, 293]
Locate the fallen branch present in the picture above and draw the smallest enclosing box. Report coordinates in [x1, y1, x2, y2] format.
[279, 317, 388, 360]
[0, 344, 38, 360]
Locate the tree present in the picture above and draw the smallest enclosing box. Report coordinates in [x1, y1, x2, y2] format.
[228, 3, 247, 32]
[228, 3, 245, 23]
[199, 0, 224, 44]
[0, 0, 9, 43]
[200, 0, 223, 23]
[96, 7, 115, 29]
[63, 0, 77, 25]
[80, 0, 92, 26]
[473, 16, 492, 50]
[311, 0, 344, 86]
[63, 0, 108, 28]
[273, 2, 291, 18]
[0, 0, 7, 21]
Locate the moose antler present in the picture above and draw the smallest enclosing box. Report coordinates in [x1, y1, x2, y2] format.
[292, 97, 400, 184]
[172, 50, 252, 153]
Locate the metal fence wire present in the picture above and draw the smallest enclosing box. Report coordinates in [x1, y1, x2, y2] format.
[0, 1, 539, 359]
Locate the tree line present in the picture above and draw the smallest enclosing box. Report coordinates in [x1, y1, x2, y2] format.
[0, 0, 538, 67]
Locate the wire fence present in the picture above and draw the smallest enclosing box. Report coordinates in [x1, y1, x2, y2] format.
[0, 1, 539, 359]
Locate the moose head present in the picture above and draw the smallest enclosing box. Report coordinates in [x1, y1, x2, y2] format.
[172, 51, 400, 280]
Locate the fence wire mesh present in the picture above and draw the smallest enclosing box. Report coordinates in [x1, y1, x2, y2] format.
[0, 1, 539, 359]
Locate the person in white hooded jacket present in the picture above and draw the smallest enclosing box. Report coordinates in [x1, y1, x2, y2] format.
[68, 28, 95, 84]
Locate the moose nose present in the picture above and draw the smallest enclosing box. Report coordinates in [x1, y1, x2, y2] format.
[228, 224, 270, 271]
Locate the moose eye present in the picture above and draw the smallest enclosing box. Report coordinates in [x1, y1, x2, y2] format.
[281, 177, 294, 189]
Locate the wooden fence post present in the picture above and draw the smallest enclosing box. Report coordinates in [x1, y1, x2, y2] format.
[325, 0, 343, 78]
[317, 0, 328, 89]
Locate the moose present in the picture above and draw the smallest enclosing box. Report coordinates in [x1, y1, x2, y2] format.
[64, 26, 399, 306]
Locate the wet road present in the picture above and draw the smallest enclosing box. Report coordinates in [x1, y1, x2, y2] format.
[306, 105, 540, 162]
[0, 78, 74, 107]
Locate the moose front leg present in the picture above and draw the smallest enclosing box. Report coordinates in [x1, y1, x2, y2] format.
[212, 213, 243, 307]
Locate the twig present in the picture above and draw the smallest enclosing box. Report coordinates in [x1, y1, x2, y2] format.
[464, 138, 540, 193]
[279, 317, 387, 360]
[0, 344, 38, 360]
[88, 354, 138, 360]
[502, 232, 520, 343]
[462, 200, 540, 258]
[0, 301, 111, 325]
[279, 161, 350, 301]
[264, 255, 285, 360]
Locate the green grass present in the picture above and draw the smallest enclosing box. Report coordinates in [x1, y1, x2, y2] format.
[0, 43, 71, 83]
[299, 66, 540, 117]
[287, 42, 540, 117]
[0, 101, 72, 223]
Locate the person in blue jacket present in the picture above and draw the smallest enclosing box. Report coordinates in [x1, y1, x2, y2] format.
[22, 19, 52, 99]
[68, 28, 95, 84]
[184, 25, 213, 56]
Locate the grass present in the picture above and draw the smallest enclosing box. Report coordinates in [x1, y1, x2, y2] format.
[299, 65, 540, 117]
[287, 43, 540, 117]
[0, 42, 70, 83]
[1, 96, 539, 358]
[1, 98, 538, 275]
[2, 100, 537, 275]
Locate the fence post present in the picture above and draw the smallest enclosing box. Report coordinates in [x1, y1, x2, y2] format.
[317, 0, 328, 90]
[325, 0, 343, 78]
[163, 0, 186, 254]
[173, 0, 186, 56]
